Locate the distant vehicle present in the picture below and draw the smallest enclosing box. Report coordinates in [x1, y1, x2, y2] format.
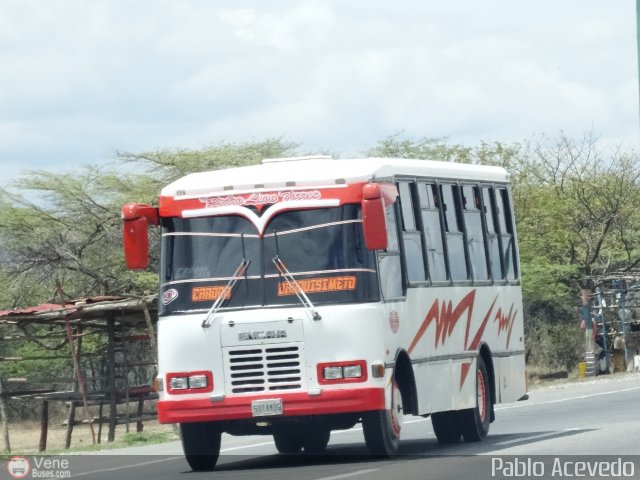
[122, 156, 527, 471]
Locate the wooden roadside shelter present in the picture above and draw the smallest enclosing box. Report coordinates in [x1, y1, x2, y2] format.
[0, 295, 159, 451]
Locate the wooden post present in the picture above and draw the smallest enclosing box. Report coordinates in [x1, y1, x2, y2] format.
[64, 325, 82, 449]
[56, 283, 96, 445]
[64, 318, 96, 444]
[64, 401, 76, 449]
[136, 395, 144, 432]
[97, 402, 103, 444]
[38, 400, 49, 452]
[122, 319, 130, 434]
[142, 302, 156, 350]
[107, 315, 117, 442]
[0, 377, 11, 452]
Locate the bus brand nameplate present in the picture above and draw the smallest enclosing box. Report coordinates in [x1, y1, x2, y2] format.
[251, 398, 283, 417]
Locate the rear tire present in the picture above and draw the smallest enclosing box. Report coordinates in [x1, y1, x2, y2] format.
[362, 378, 403, 457]
[431, 411, 462, 444]
[273, 429, 303, 454]
[460, 357, 491, 442]
[180, 422, 222, 471]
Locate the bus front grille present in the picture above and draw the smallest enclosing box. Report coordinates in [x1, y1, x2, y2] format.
[224, 344, 305, 394]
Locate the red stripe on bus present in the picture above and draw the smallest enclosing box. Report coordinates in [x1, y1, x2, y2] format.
[157, 387, 386, 424]
[158, 183, 369, 218]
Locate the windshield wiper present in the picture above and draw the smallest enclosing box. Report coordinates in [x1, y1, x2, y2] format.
[272, 256, 321, 321]
[201, 259, 250, 328]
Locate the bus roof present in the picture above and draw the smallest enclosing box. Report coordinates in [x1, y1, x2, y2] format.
[161, 157, 510, 198]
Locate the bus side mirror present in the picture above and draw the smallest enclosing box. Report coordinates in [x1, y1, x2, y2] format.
[121, 204, 159, 270]
[362, 183, 388, 251]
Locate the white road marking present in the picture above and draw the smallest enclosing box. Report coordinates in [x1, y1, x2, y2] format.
[314, 468, 380, 480]
[495, 386, 640, 410]
[72, 456, 182, 477]
[493, 431, 560, 446]
[221, 440, 277, 452]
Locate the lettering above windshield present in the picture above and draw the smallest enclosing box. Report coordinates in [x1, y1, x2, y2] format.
[277, 276, 357, 296]
[201, 190, 322, 209]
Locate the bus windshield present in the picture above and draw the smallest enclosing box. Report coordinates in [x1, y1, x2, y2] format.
[159, 204, 379, 315]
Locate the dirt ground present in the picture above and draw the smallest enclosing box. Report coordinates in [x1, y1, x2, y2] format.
[2, 418, 178, 454]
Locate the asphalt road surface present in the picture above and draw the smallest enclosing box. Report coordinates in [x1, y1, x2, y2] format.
[53, 372, 640, 479]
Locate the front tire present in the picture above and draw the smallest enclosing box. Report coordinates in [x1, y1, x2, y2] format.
[180, 422, 222, 471]
[460, 357, 491, 442]
[273, 429, 303, 454]
[362, 378, 403, 456]
[302, 427, 331, 454]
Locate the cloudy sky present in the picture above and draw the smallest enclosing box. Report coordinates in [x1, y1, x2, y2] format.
[1, 0, 638, 185]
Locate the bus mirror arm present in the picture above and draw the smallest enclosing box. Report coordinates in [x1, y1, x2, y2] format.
[362, 183, 388, 251]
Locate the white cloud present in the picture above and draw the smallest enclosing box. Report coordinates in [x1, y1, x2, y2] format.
[0, 0, 637, 185]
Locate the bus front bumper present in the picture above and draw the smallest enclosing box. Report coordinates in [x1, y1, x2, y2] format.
[157, 387, 385, 424]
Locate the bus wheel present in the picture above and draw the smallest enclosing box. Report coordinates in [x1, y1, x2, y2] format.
[273, 429, 303, 454]
[180, 422, 222, 471]
[302, 427, 331, 454]
[362, 378, 403, 456]
[431, 411, 462, 444]
[460, 357, 491, 442]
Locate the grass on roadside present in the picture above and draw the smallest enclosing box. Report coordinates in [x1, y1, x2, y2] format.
[0, 421, 179, 456]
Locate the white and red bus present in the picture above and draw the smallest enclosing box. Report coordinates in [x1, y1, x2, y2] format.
[122, 156, 527, 470]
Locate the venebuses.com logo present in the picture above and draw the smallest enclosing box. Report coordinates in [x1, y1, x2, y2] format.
[6, 456, 30, 479]
[6, 456, 71, 479]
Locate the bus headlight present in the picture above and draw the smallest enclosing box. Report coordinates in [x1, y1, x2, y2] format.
[166, 371, 213, 394]
[323, 366, 344, 380]
[318, 361, 367, 384]
[169, 376, 188, 390]
[343, 365, 363, 378]
[188, 374, 209, 389]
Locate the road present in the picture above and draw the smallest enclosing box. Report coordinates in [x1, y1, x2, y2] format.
[46, 373, 640, 479]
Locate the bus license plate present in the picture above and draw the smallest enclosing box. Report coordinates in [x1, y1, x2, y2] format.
[251, 399, 283, 417]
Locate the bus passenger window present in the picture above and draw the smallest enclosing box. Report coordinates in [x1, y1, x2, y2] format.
[440, 184, 468, 282]
[482, 187, 503, 280]
[398, 181, 426, 284]
[378, 203, 404, 299]
[418, 183, 447, 282]
[497, 188, 518, 280]
[385, 204, 399, 252]
[462, 186, 489, 281]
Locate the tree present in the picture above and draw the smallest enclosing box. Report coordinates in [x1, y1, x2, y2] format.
[366, 133, 521, 169]
[516, 131, 640, 275]
[116, 137, 299, 189]
[0, 167, 154, 302]
[0, 138, 298, 308]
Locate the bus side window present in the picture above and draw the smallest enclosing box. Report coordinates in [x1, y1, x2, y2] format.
[385, 202, 399, 252]
[417, 183, 447, 282]
[398, 181, 426, 284]
[378, 203, 404, 299]
[440, 184, 468, 282]
[462, 185, 489, 281]
[496, 187, 518, 281]
[482, 187, 503, 281]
